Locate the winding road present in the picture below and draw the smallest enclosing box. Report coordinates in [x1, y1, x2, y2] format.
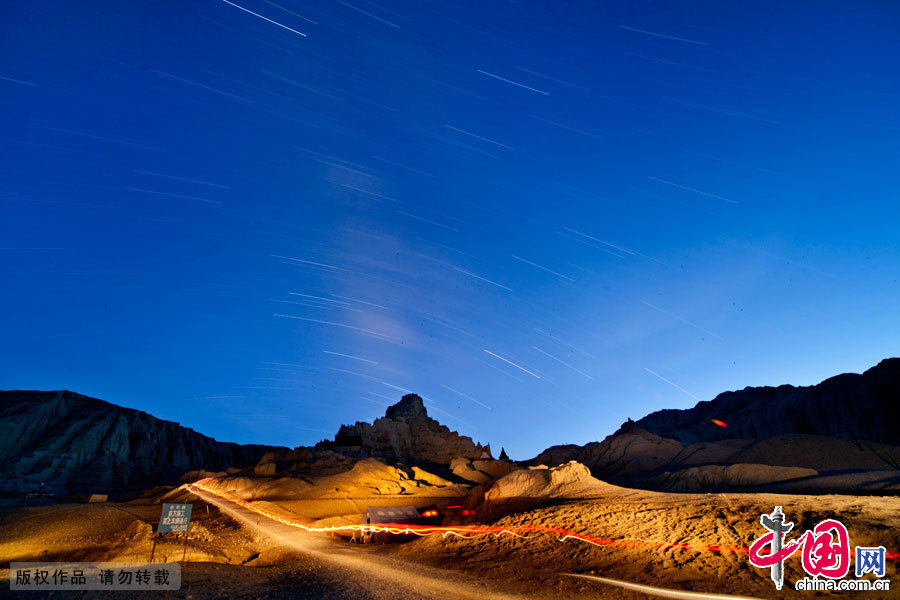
[189, 483, 767, 600]
[190, 485, 530, 600]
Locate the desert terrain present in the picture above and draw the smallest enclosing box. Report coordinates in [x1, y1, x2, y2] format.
[2, 364, 899, 598]
[1, 459, 898, 599]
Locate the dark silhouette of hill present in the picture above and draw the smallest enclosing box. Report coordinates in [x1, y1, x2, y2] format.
[529, 359, 900, 494]
[635, 358, 900, 445]
[0, 390, 285, 496]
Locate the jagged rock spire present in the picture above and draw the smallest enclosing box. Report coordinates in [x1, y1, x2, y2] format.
[385, 393, 427, 420]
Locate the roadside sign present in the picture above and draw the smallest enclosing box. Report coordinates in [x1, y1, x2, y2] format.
[158, 503, 192, 533]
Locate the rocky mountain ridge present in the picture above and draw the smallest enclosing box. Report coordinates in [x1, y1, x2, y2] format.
[5, 359, 898, 499]
[635, 358, 900, 445]
[0, 390, 284, 496]
[528, 358, 900, 493]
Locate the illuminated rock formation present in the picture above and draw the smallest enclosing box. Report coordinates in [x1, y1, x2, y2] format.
[315, 393, 487, 465]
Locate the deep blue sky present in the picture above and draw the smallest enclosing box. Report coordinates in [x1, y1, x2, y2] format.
[2, 0, 898, 459]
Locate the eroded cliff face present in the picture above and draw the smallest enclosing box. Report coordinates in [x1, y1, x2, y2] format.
[0, 390, 283, 495]
[527, 359, 900, 494]
[635, 358, 900, 445]
[314, 393, 487, 464]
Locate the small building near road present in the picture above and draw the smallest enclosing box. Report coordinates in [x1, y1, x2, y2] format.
[358, 505, 435, 544]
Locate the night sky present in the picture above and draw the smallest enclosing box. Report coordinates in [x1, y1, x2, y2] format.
[2, 0, 898, 459]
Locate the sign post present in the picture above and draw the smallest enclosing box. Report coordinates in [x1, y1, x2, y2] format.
[149, 503, 192, 564]
[148, 532, 158, 564]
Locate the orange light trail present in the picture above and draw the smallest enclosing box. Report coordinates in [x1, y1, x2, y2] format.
[710, 419, 728, 427]
[191, 479, 900, 563]
[190, 478, 748, 557]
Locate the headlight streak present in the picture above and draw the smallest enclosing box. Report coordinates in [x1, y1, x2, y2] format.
[563, 573, 761, 600]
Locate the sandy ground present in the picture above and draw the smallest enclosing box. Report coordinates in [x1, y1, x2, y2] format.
[396, 490, 900, 599]
[2, 485, 898, 599]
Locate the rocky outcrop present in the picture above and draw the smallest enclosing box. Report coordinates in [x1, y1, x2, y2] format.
[635, 358, 900, 445]
[202, 457, 467, 501]
[385, 393, 428, 420]
[647, 464, 819, 493]
[534, 426, 900, 493]
[451, 457, 520, 484]
[484, 461, 622, 502]
[315, 394, 488, 465]
[528, 359, 900, 494]
[0, 390, 284, 495]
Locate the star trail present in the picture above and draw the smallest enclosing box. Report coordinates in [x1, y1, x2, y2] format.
[2, 0, 898, 457]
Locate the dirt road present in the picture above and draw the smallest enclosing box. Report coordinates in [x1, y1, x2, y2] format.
[190, 485, 532, 600]
[189, 486, 776, 600]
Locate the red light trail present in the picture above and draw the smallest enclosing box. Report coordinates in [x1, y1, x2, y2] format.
[190, 478, 748, 556]
[191, 478, 900, 565]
